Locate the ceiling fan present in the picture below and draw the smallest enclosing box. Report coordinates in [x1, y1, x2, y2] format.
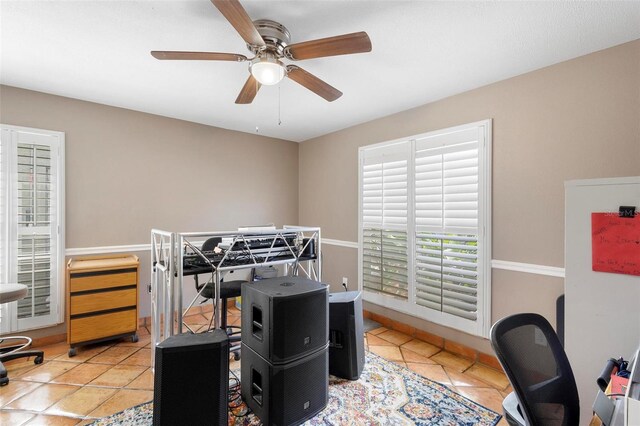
[151, 0, 372, 104]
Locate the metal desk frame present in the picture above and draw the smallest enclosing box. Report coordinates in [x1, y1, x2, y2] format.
[150, 226, 321, 365]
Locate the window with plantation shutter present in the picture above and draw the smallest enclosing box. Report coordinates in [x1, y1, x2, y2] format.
[414, 128, 480, 322]
[361, 142, 410, 300]
[1, 125, 65, 333]
[359, 121, 491, 337]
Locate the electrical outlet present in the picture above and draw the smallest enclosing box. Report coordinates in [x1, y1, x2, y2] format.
[534, 327, 547, 346]
[342, 277, 348, 289]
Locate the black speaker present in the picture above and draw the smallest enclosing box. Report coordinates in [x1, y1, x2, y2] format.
[242, 276, 328, 364]
[153, 330, 229, 426]
[241, 343, 328, 426]
[329, 291, 365, 380]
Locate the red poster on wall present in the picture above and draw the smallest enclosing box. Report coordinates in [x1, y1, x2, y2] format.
[591, 213, 640, 276]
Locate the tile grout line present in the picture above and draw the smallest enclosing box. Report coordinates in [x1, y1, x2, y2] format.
[8, 325, 507, 422]
[1, 331, 154, 426]
[8, 381, 85, 417]
[0, 382, 45, 410]
[1, 406, 87, 419]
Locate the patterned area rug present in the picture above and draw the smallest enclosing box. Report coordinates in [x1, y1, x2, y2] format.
[89, 352, 501, 425]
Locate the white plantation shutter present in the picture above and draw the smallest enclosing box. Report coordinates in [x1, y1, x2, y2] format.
[16, 143, 57, 321]
[361, 142, 409, 299]
[414, 128, 480, 321]
[1, 125, 64, 332]
[359, 121, 491, 337]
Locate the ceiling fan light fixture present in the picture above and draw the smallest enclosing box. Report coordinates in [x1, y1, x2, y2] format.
[250, 56, 285, 85]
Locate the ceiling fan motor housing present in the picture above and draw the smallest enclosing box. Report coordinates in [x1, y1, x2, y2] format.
[250, 19, 291, 56]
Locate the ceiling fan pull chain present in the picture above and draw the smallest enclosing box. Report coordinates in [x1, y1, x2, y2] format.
[278, 83, 282, 126]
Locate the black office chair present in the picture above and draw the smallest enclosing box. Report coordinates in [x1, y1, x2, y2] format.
[194, 237, 245, 359]
[490, 313, 580, 426]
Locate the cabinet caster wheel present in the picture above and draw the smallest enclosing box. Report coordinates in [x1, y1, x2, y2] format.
[131, 334, 139, 343]
[34, 356, 44, 365]
[68, 348, 77, 357]
[232, 351, 240, 361]
[0, 377, 8, 386]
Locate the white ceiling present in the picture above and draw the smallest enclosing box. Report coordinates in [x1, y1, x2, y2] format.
[1, 1, 639, 142]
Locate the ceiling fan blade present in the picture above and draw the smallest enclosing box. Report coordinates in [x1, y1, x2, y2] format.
[150, 51, 248, 61]
[286, 65, 342, 102]
[210, 0, 265, 48]
[235, 74, 261, 104]
[284, 31, 371, 61]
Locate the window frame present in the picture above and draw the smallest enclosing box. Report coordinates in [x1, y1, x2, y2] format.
[1, 124, 66, 333]
[358, 120, 492, 337]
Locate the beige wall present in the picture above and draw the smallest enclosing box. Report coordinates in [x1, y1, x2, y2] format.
[1, 85, 299, 247]
[1, 85, 299, 337]
[300, 40, 640, 352]
[320, 243, 358, 294]
[2, 40, 639, 349]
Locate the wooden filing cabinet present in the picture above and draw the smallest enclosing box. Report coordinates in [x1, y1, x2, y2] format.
[66, 254, 139, 357]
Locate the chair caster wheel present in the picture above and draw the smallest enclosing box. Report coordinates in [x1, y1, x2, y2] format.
[131, 334, 139, 343]
[233, 351, 240, 361]
[34, 355, 44, 365]
[0, 377, 8, 386]
[68, 348, 77, 357]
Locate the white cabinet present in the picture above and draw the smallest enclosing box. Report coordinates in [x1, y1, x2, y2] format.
[565, 177, 640, 424]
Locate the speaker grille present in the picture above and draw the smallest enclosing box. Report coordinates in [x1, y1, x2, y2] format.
[272, 290, 328, 362]
[241, 343, 328, 426]
[272, 347, 328, 425]
[153, 331, 229, 425]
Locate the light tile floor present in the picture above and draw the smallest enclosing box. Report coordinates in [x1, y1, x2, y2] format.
[1, 308, 510, 425]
